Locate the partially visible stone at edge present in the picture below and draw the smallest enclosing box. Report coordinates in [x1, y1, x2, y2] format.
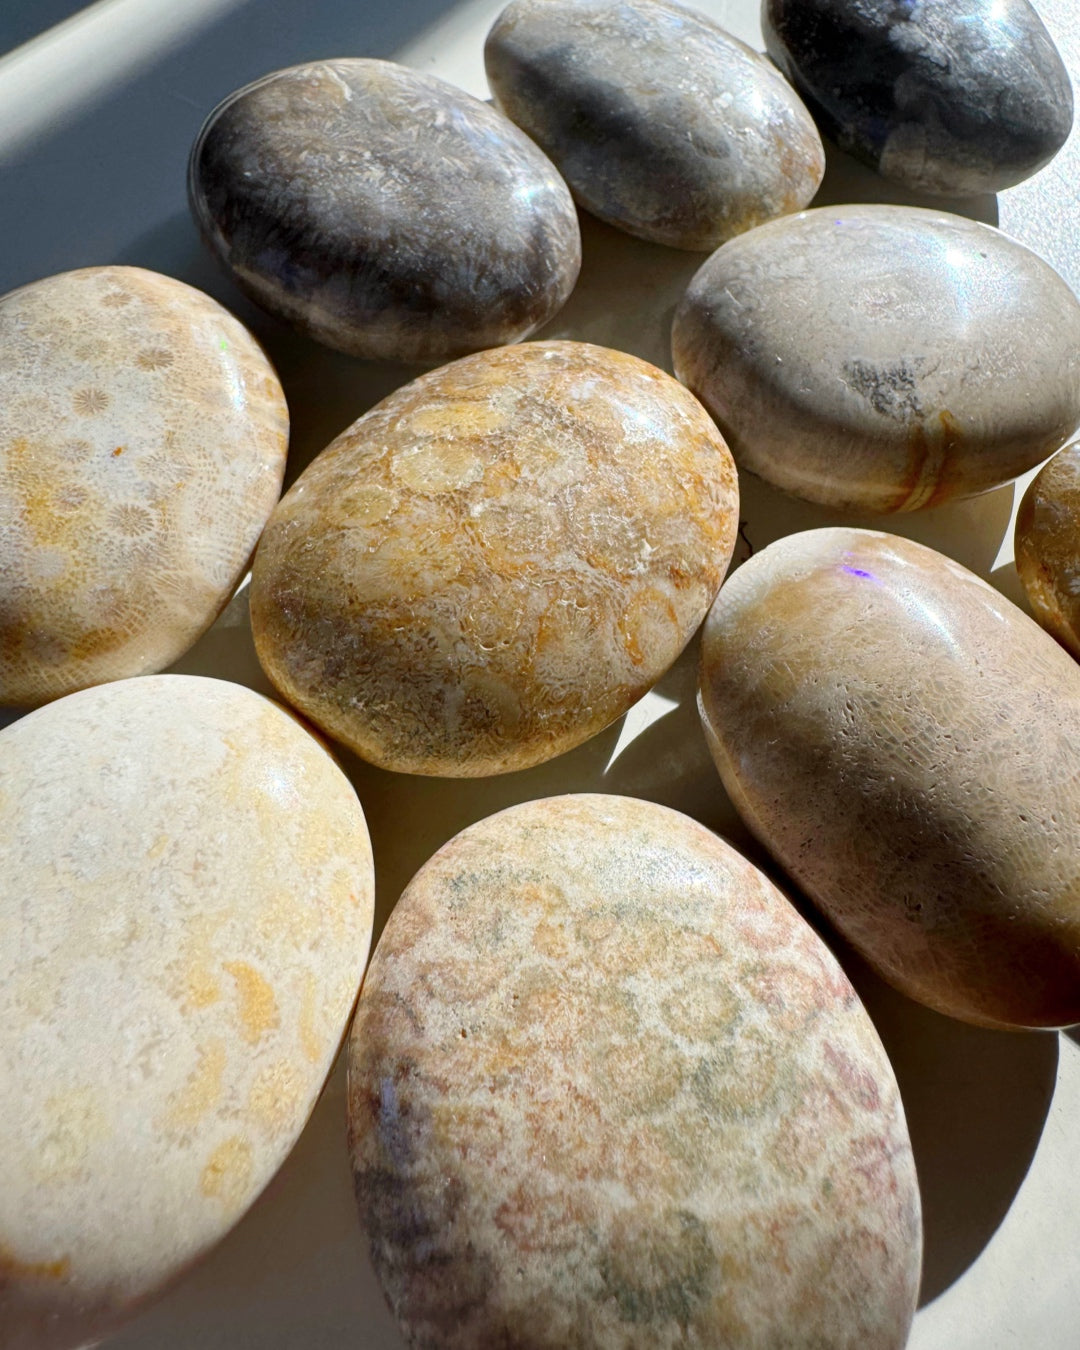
[1016, 440, 1080, 659]
[0, 265, 287, 708]
[0, 675, 375, 1350]
[763, 0, 1073, 196]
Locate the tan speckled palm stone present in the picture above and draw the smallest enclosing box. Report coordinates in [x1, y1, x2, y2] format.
[250, 341, 738, 775]
[0, 675, 375, 1350]
[1016, 440, 1080, 659]
[699, 528, 1080, 1028]
[0, 265, 288, 707]
[347, 795, 922, 1349]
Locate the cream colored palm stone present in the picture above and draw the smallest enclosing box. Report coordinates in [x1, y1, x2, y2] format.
[0, 265, 289, 707]
[0, 675, 376, 1350]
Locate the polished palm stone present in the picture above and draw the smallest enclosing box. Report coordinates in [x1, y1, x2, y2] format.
[348, 794, 921, 1349]
[763, 0, 1073, 196]
[672, 204, 1080, 512]
[1016, 440, 1080, 659]
[0, 266, 288, 708]
[0, 675, 375, 1350]
[699, 528, 1080, 1029]
[250, 340, 738, 776]
[484, 0, 824, 250]
[189, 59, 581, 363]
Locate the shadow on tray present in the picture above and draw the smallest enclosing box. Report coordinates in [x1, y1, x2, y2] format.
[840, 946, 1058, 1307]
[108, 1060, 404, 1350]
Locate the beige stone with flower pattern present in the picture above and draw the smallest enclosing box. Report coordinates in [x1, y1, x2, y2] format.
[0, 265, 288, 707]
[250, 340, 738, 776]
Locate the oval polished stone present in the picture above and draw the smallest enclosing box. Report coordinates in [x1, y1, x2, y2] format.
[0, 675, 375, 1350]
[189, 59, 581, 363]
[250, 340, 738, 776]
[0, 266, 288, 708]
[484, 0, 825, 251]
[763, 0, 1073, 196]
[672, 204, 1080, 512]
[699, 527, 1080, 1029]
[348, 794, 921, 1349]
[1016, 439, 1080, 659]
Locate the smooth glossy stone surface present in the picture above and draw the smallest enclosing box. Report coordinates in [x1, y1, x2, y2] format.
[1016, 439, 1080, 658]
[0, 266, 288, 707]
[763, 0, 1073, 196]
[348, 794, 921, 1349]
[484, 0, 824, 251]
[250, 340, 738, 776]
[672, 204, 1080, 512]
[0, 675, 375, 1350]
[189, 59, 581, 363]
[699, 528, 1080, 1029]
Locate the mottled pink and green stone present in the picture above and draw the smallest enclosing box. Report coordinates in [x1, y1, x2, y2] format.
[347, 794, 921, 1349]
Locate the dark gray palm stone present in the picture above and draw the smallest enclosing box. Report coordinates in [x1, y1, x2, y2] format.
[763, 0, 1073, 196]
[485, 0, 825, 251]
[672, 204, 1080, 513]
[189, 59, 581, 363]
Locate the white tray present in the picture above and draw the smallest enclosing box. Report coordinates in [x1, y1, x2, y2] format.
[1, 2, 1078, 1346]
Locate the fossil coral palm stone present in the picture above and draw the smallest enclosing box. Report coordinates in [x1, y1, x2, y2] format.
[189, 58, 581, 362]
[0, 265, 288, 707]
[347, 794, 922, 1349]
[250, 340, 738, 776]
[485, 0, 824, 250]
[699, 528, 1080, 1029]
[672, 204, 1080, 512]
[1016, 440, 1080, 659]
[0, 675, 375, 1350]
[763, 0, 1073, 196]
